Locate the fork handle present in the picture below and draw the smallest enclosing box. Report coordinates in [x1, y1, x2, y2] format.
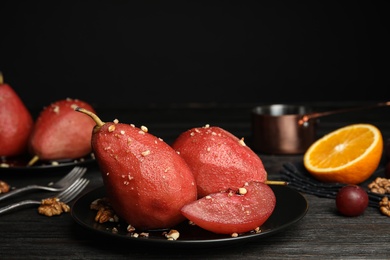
[0, 185, 42, 202]
[0, 200, 41, 215]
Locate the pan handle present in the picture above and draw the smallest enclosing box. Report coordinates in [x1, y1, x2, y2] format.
[299, 101, 390, 126]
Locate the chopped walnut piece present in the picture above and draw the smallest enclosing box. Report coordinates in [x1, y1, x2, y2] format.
[0, 180, 10, 194]
[252, 227, 261, 233]
[108, 125, 116, 132]
[127, 224, 136, 232]
[238, 187, 247, 195]
[379, 196, 390, 217]
[231, 232, 238, 238]
[368, 177, 390, 194]
[38, 197, 70, 217]
[90, 197, 119, 223]
[139, 232, 149, 238]
[163, 229, 180, 240]
[95, 207, 118, 223]
[140, 125, 148, 133]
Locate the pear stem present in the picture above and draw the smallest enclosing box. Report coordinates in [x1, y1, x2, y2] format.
[266, 180, 287, 186]
[0, 72, 3, 85]
[27, 155, 40, 167]
[75, 107, 105, 127]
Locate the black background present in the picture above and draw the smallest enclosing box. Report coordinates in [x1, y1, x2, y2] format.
[0, 1, 389, 112]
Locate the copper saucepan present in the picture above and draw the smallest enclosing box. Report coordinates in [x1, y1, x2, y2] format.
[251, 101, 390, 155]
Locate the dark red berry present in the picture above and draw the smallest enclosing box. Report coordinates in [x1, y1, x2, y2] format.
[336, 185, 369, 217]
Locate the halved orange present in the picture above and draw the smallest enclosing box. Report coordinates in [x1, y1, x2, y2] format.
[303, 124, 383, 184]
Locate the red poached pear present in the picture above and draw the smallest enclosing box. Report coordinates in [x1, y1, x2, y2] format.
[171, 125, 268, 198]
[0, 72, 33, 157]
[181, 181, 276, 234]
[75, 107, 197, 230]
[28, 98, 96, 165]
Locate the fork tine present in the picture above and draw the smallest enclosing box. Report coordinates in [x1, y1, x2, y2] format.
[47, 167, 78, 186]
[48, 166, 87, 187]
[61, 179, 89, 203]
[55, 179, 82, 198]
[58, 167, 87, 186]
[57, 167, 84, 182]
[58, 178, 89, 203]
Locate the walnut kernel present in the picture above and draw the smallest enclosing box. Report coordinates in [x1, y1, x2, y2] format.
[90, 197, 119, 223]
[368, 177, 390, 194]
[164, 229, 180, 240]
[379, 196, 390, 217]
[0, 180, 10, 194]
[38, 197, 70, 217]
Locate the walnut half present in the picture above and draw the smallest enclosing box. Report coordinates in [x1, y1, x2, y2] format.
[90, 197, 119, 223]
[0, 180, 10, 194]
[379, 196, 390, 217]
[38, 197, 70, 217]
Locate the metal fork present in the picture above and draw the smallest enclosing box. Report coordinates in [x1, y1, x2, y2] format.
[0, 177, 89, 215]
[0, 166, 87, 202]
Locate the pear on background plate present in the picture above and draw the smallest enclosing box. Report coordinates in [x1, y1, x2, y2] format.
[171, 125, 269, 198]
[0, 72, 34, 157]
[75, 107, 197, 231]
[27, 98, 96, 166]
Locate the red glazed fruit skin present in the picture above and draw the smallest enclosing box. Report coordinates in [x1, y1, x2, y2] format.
[336, 185, 369, 217]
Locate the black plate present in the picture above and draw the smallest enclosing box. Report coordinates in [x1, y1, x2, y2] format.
[0, 153, 96, 173]
[71, 185, 308, 248]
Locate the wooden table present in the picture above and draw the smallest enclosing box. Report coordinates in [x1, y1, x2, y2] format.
[1, 101, 389, 259]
